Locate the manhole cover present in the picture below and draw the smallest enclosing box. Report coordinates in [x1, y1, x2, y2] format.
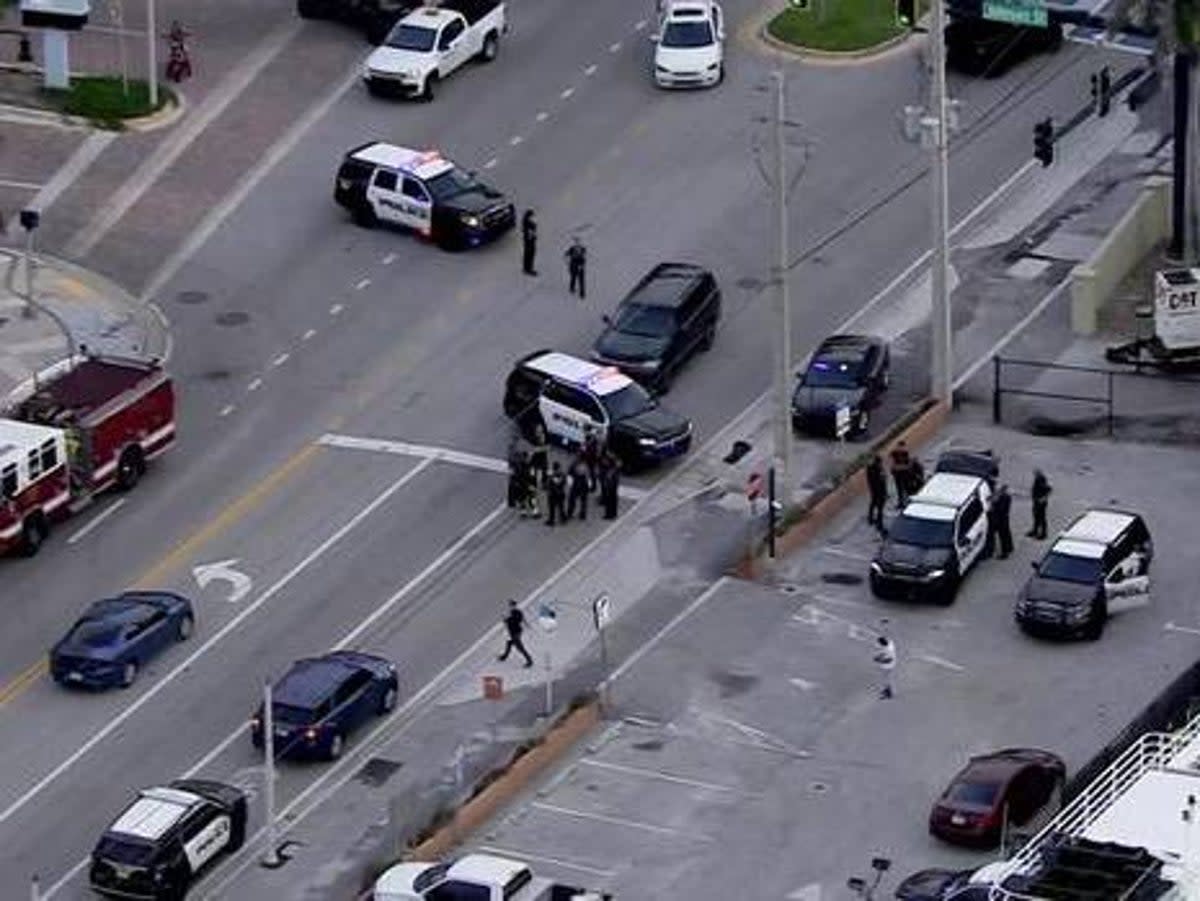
[810, 781, 828, 794]
[735, 277, 764, 292]
[355, 757, 403, 787]
[779, 583, 802, 595]
[215, 311, 250, 326]
[711, 670, 758, 698]
[632, 740, 664, 752]
[176, 290, 208, 305]
[821, 572, 863, 586]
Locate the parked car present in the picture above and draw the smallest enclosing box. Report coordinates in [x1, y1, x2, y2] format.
[945, 17, 1063, 77]
[590, 262, 721, 393]
[934, 448, 999, 488]
[895, 868, 990, 901]
[791, 334, 889, 438]
[929, 748, 1065, 847]
[1016, 509, 1153, 641]
[49, 591, 195, 689]
[251, 651, 399, 760]
[652, 0, 725, 88]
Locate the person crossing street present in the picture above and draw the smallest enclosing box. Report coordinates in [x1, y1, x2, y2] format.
[565, 236, 587, 298]
[498, 600, 533, 667]
[521, 209, 538, 276]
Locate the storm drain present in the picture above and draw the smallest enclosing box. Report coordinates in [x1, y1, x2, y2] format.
[356, 757, 403, 787]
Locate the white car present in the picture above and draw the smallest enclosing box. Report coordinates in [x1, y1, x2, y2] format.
[653, 0, 724, 89]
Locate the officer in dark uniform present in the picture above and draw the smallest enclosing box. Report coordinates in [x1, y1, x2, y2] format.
[865, 454, 888, 533]
[1028, 469, 1051, 539]
[598, 452, 621, 520]
[521, 209, 538, 276]
[989, 483, 1014, 558]
[566, 456, 590, 522]
[545, 462, 568, 526]
[565, 236, 587, 298]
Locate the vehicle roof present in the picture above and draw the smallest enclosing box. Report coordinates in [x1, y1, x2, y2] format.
[1048, 538, 1107, 560]
[348, 142, 454, 181]
[902, 502, 956, 523]
[85, 596, 162, 623]
[11, 357, 161, 423]
[815, 334, 882, 355]
[0, 418, 62, 464]
[912, 472, 985, 509]
[275, 655, 365, 707]
[446, 854, 533, 887]
[624, 263, 708, 308]
[664, 0, 714, 18]
[109, 786, 204, 841]
[402, 6, 459, 26]
[1060, 509, 1138, 546]
[522, 351, 633, 397]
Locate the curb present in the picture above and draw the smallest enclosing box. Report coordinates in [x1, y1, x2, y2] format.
[123, 89, 188, 133]
[406, 701, 602, 861]
[758, 20, 915, 61]
[0, 64, 186, 132]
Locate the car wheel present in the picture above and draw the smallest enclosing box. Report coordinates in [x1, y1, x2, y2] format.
[480, 32, 499, 62]
[117, 446, 145, 491]
[1084, 602, 1106, 641]
[20, 514, 48, 557]
[176, 614, 194, 642]
[700, 320, 717, 351]
[379, 684, 398, 714]
[936, 572, 960, 606]
[715, 62, 725, 85]
[327, 732, 345, 760]
[120, 661, 138, 688]
[354, 204, 378, 229]
[296, 0, 325, 19]
[422, 72, 438, 102]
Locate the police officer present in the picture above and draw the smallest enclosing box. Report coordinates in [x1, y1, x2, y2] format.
[889, 441, 912, 508]
[521, 209, 538, 276]
[598, 452, 621, 520]
[865, 454, 887, 533]
[498, 599, 533, 667]
[581, 427, 602, 491]
[565, 236, 587, 298]
[545, 462, 568, 526]
[528, 424, 549, 488]
[506, 440, 526, 511]
[1028, 469, 1052, 539]
[989, 483, 1014, 558]
[566, 456, 590, 522]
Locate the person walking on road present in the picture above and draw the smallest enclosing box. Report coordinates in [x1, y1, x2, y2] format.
[889, 441, 912, 508]
[565, 236, 587, 298]
[545, 462, 568, 526]
[599, 452, 620, 520]
[989, 483, 1014, 558]
[873, 632, 897, 699]
[566, 456, 590, 522]
[866, 454, 888, 533]
[1028, 469, 1051, 539]
[521, 209, 538, 276]
[498, 599, 533, 667]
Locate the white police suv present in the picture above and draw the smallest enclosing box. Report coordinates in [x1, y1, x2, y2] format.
[503, 350, 693, 470]
[652, 0, 725, 88]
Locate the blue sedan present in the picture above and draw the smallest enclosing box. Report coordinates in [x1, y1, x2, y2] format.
[50, 591, 195, 690]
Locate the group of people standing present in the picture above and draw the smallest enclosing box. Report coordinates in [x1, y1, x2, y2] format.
[507, 427, 621, 525]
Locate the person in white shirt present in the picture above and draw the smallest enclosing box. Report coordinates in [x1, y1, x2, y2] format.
[873, 634, 897, 699]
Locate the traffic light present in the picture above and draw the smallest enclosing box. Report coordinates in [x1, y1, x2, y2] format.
[895, 0, 915, 28]
[1033, 117, 1054, 167]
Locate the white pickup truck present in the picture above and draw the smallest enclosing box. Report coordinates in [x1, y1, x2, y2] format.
[374, 853, 610, 901]
[363, 0, 506, 100]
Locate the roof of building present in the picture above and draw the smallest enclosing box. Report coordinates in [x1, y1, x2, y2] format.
[109, 786, 203, 840]
[523, 351, 633, 397]
[349, 143, 455, 181]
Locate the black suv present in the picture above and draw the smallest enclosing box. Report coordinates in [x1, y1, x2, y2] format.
[792, 334, 889, 438]
[591, 262, 721, 392]
[503, 350, 693, 470]
[90, 780, 247, 900]
[1016, 510, 1152, 640]
[298, 0, 420, 44]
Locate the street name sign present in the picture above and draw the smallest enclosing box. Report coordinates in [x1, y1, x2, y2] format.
[982, 0, 1048, 27]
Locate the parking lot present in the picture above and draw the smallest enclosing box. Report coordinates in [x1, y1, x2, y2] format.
[468, 412, 1200, 899]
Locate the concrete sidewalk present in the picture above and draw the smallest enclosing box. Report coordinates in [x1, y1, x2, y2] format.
[0, 249, 169, 395]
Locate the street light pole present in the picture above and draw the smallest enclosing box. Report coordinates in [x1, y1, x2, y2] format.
[261, 680, 281, 868]
[771, 70, 793, 504]
[147, 0, 158, 109]
[929, 0, 953, 403]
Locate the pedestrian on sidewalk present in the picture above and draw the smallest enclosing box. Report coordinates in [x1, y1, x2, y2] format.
[1028, 469, 1051, 539]
[599, 452, 621, 520]
[873, 632, 897, 699]
[565, 236, 587, 298]
[498, 600, 533, 667]
[989, 483, 1014, 558]
[889, 441, 912, 508]
[566, 456, 590, 521]
[521, 209, 538, 276]
[866, 454, 888, 533]
[545, 461, 568, 526]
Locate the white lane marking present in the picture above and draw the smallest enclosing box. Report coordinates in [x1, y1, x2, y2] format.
[609, 42, 622, 52]
[697, 711, 811, 758]
[182, 721, 253, 782]
[334, 504, 506, 650]
[271, 353, 289, 368]
[0, 178, 42, 190]
[66, 18, 304, 258]
[789, 676, 818, 691]
[634, 19, 647, 30]
[509, 135, 523, 146]
[330, 303, 344, 316]
[806, 593, 875, 612]
[5, 131, 115, 240]
[601, 577, 728, 687]
[536, 111, 549, 122]
[246, 378, 262, 393]
[584, 64, 598, 76]
[43, 858, 87, 898]
[819, 545, 871, 562]
[483, 158, 499, 169]
[561, 87, 575, 99]
[1165, 622, 1200, 636]
[580, 757, 743, 793]
[0, 458, 433, 830]
[219, 405, 235, 417]
[531, 802, 711, 840]
[301, 329, 317, 342]
[382, 252, 397, 265]
[66, 499, 126, 545]
[915, 654, 966, 672]
[355, 277, 371, 291]
[476, 846, 616, 879]
[139, 60, 361, 303]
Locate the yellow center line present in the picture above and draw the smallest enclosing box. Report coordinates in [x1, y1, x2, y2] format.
[0, 659, 48, 707]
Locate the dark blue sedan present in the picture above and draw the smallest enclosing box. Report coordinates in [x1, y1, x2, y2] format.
[49, 591, 195, 690]
[250, 651, 399, 761]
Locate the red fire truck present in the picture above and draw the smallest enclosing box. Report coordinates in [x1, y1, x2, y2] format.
[0, 355, 175, 556]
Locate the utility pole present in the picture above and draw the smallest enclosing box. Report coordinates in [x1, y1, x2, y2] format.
[771, 70, 793, 504]
[147, 0, 158, 108]
[928, 0, 953, 403]
[261, 680, 281, 868]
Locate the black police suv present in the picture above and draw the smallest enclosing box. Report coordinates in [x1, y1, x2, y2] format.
[792, 334, 889, 438]
[90, 780, 247, 900]
[591, 262, 721, 393]
[298, 0, 421, 44]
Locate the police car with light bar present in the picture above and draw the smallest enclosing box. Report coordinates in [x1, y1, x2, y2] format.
[334, 142, 515, 249]
[503, 350, 693, 469]
[90, 779, 247, 900]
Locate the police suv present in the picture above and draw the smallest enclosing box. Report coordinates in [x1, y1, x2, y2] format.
[90, 779, 247, 900]
[1016, 509, 1152, 640]
[870, 472, 992, 605]
[503, 350, 693, 469]
[334, 143, 515, 249]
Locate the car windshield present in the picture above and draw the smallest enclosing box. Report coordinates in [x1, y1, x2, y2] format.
[661, 20, 713, 47]
[385, 24, 436, 51]
[612, 303, 675, 338]
[272, 703, 315, 725]
[601, 383, 655, 420]
[888, 514, 954, 548]
[424, 168, 476, 202]
[803, 356, 863, 389]
[95, 835, 157, 867]
[1038, 552, 1103, 584]
[946, 779, 1001, 806]
[67, 619, 123, 648]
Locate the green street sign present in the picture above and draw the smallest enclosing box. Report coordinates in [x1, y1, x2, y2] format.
[982, 0, 1048, 27]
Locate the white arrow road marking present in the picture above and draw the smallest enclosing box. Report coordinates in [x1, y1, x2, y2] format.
[787, 883, 822, 901]
[192, 559, 253, 603]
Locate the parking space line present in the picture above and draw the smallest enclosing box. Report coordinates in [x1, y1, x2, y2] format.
[476, 846, 616, 878]
[66, 498, 126, 545]
[0, 178, 43, 190]
[819, 545, 872, 562]
[531, 802, 711, 840]
[915, 654, 966, 672]
[579, 757, 743, 794]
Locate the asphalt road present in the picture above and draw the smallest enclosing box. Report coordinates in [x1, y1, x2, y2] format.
[0, 0, 1133, 892]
